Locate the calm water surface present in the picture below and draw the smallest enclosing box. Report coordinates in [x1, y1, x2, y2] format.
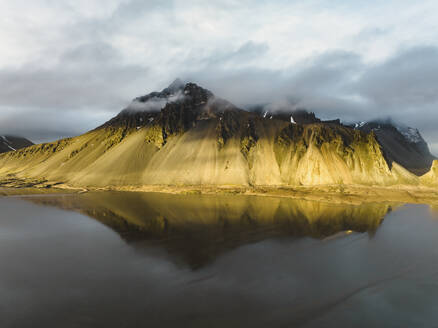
[1, 192, 438, 327]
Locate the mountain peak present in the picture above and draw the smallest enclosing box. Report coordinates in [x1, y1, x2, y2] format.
[162, 78, 185, 94]
[102, 80, 220, 130]
[132, 80, 213, 105]
[0, 135, 34, 154]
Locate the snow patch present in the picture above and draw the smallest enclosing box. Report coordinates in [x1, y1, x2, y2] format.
[397, 126, 423, 144]
[354, 121, 366, 129]
[1, 135, 16, 151]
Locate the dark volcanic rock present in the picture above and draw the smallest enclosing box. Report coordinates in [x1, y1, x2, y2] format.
[102, 80, 214, 130]
[160, 82, 214, 137]
[291, 110, 321, 124]
[0, 135, 34, 153]
[251, 107, 341, 125]
[354, 121, 436, 175]
[99, 80, 435, 177]
[101, 80, 247, 146]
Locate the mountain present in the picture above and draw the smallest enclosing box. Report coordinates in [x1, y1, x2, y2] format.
[350, 120, 435, 175]
[0, 135, 33, 154]
[0, 80, 433, 189]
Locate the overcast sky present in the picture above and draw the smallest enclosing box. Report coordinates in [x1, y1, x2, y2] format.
[1, 0, 438, 154]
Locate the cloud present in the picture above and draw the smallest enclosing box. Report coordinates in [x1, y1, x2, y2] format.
[126, 90, 187, 112]
[0, 106, 110, 143]
[184, 50, 364, 113]
[355, 46, 438, 108]
[202, 41, 270, 67]
[181, 45, 438, 154]
[0, 41, 152, 142]
[0, 42, 150, 110]
[1, 0, 438, 154]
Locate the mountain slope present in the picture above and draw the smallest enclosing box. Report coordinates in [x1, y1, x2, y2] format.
[421, 160, 438, 186]
[0, 135, 33, 153]
[0, 81, 425, 188]
[353, 121, 435, 175]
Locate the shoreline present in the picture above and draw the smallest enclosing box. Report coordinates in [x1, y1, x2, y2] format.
[115, 184, 438, 205]
[1, 178, 438, 205]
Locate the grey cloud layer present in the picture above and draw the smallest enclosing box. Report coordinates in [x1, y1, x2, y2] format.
[0, 0, 437, 154]
[0, 41, 151, 142]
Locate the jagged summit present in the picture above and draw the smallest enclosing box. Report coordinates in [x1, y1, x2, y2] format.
[102, 80, 237, 130]
[249, 105, 342, 125]
[270, 109, 341, 125]
[163, 78, 185, 94]
[132, 80, 212, 105]
[110, 81, 341, 130]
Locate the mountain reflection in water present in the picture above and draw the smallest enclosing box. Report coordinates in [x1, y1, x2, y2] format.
[3, 193, 438, 327]
[26, 192, 393, 269]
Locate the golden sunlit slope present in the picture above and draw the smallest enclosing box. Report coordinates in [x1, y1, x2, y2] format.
[420, 160, 438, 186]
[0, 81, 423, 189]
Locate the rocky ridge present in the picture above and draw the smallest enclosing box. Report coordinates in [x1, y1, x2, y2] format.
[0, 80, 435, 189]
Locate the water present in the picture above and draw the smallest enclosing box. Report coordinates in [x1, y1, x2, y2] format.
[1, 192, 438, 327]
